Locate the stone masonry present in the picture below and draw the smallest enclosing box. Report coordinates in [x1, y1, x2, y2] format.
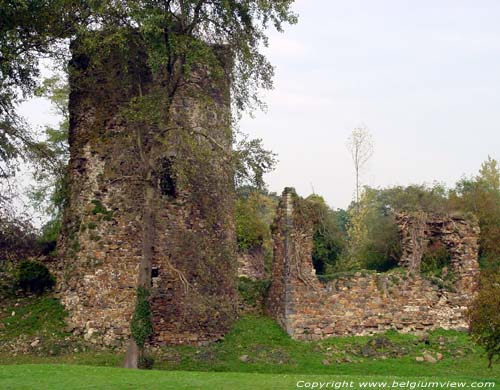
[56, 31, 237, 348]
[237, 245, 267, 281]
[396, 212, 480, 293]
[266, 188, 480, 340]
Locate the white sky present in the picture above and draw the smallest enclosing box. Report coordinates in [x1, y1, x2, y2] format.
[20, 0, 500, 210]
[240, 0, 500, 209]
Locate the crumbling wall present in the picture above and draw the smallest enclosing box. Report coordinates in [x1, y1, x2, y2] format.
[56, 31, 237, 348]
[396, 212, 480, 293]
[266, 189, 480, 340]
[237, 246, 267, 281]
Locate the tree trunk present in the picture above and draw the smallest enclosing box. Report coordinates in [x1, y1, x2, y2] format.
[123, 180, 155, 368]
[123, 340, 139, 369]
[139, 183, 155, 288]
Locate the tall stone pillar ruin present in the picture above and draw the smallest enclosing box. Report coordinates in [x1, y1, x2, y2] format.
[57, 31, 237, 347]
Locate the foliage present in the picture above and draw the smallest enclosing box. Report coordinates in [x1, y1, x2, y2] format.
[371, 183, 452, 214]
[234, 136, 277, 189]
[235, 189, 277, 252]
[236, 197, 269, 251]
[306, 195, 347, 274]
[450, 157, 500, 264]
[338, 189, 401, 272]
[421, 240, 452, 277]
[468, 269, 500, 368]
[30, 73, 70, 219]
[91, 200, 113, 221]
[138, 354, 155, 370]
[16, 260, 55, 294]
[0, 0, 78, 205]
[237, 277, 270, 307]
[0, 213, 38, 264]
[130, 287, 153, 348]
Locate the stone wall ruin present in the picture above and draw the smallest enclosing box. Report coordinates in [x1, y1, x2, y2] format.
[56, 31, 237, 348]
[266, 188, 480, 340]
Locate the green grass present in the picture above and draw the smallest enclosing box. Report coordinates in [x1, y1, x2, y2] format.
[0, 365, 498, 390]
[0, 296, 67, 340]
[153, 316, 498, 379]
[2, 315, 497, 380]
[1, 297, 499, 388]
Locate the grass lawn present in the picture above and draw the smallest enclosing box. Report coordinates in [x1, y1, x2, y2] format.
[0, 365, 499, 390]
[1, 296, 500, 388]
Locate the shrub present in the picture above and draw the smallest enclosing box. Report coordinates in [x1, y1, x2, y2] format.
[17, 260, 56, 294]
[138, 354, 155, 369]
[238, 277, 271, 306]
[468, 269, 500, 368]
[421, 240, 452, 277]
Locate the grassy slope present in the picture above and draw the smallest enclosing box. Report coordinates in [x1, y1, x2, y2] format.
[1, 296, 499, 388]
[1, 311, 499, 380]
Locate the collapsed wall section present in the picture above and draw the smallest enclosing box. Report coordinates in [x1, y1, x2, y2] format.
[266, 189, 480, 340]
[57, 31, 237, 347]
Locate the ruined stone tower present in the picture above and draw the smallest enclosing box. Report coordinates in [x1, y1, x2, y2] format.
[58, 31, 237, 347]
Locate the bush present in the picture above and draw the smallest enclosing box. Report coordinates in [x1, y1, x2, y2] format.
[138, 354, 155, 369]
[421, 240, 452, 277]
[238, 277, 271, 307]
[17, 260, 55, 294]
[468, 269, 500, 368]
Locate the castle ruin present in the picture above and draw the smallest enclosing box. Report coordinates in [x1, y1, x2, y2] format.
[266, 188, 480, 340]
[57, 31, 237, 347]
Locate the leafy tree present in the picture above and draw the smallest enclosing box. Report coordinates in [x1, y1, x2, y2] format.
[3, 0, 297, 367]
[235, 188, 277, 274]
[81, 1, 296, 368]
[337, 187, 410, 272]
[234, 135, 277, 189]
[235, 196, 269, 251]
[450, 157, 500, 266]
[306, 194, 347, 274]
[0, 0, 81, 188]
[468, 269, 500, 368]
[30, 72, 70, 245]
[373, 183, 451, 214]
[0, 213, 38, 266]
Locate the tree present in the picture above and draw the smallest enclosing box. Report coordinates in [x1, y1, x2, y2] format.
[468, 269, 500, 368]
[450, 157, 500, 265]
[306, 194, 347, 274]
[3, 0, 297, 368]
[347, 126, 373, 207]
[0, 0, 82, 188]
[77, 1, 296, 368]
[30, 72, 70, 245]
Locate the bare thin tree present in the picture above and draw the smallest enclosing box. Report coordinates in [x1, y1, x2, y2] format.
[347, 126, 374, 206]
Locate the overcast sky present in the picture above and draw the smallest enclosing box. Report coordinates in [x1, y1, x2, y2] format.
[239, 0, 500, 209]
[20, 0, 500, 210]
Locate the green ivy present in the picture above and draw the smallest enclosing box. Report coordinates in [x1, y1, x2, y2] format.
[130, 287, 153, 348]
[91, 199, 114, 221]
